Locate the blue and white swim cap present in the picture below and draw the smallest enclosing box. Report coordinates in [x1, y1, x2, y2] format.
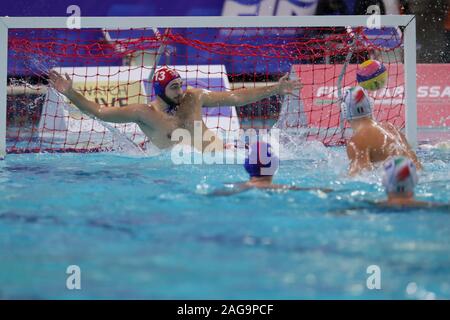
[382, 156, 418, 194]
[244, 141, 279, 177]
[341, 86, 373, 121]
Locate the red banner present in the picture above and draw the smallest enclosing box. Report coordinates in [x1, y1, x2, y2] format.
[293, 63, 450, 127]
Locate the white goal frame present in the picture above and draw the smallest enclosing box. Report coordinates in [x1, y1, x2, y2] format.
[0, 15, 417, 159]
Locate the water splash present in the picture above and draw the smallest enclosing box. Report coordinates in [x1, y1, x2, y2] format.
[51, 89, 150, 156]
[24, 55, 60, 76]
[100, 121, 149, 156]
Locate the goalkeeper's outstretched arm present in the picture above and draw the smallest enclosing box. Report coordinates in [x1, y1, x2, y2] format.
[48, 70, 144, 123]
[200, 73, 302, 107]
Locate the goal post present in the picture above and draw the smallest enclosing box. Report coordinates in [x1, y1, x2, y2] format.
[0, 20, 7, 159]
[403, 16, 417, 149]
[0, 15, 417, 158]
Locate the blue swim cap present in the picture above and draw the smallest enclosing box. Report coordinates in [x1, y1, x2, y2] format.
[244, 141, 279, 177]
[341, 86, 373, 121]
[382, 156, 418, 194]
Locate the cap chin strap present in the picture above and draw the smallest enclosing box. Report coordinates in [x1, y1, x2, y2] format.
[159, 94, 179, 115]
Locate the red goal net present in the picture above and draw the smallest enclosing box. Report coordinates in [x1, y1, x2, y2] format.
[6, 26, 405, 153]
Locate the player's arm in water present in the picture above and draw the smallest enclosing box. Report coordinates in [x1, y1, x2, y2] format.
[374, 199, 450, 210]
[48, 70, 154, 125]
[328, 200, 450, 215]
[346, 134, 374, 176]
[209, 183, 252, 196]
[199, 73, 302, 107]
[210, 183, 333, 197]
[259, 185, 333, 192]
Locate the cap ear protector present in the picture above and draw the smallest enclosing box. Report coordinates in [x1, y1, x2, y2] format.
[340, 86, 373, 121]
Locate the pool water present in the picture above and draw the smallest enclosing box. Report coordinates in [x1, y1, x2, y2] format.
[0, 143, 449, 299]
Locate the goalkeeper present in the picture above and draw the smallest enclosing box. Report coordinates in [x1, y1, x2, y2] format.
[48, 67, 301, 152]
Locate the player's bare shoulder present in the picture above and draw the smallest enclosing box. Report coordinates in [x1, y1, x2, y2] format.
[378, 121, 405, 140]
[182, 88, 211, 111]
[134, 102, 162, 125]
[347, 126, 372, 153]
[184, 88, 204, 98]
[353, 125, 373, 141]
[181, 88, 204, 103]
[379, 121, 398, 132]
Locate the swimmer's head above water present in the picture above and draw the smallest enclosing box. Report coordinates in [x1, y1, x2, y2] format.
[377, 156, 447, 209]
[153, 66, 183, 114]
[382, 156, 418, 197]
[244, 141, 279, 181]
[341, 86, 373, 122]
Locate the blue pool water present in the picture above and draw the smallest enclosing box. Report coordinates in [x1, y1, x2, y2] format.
[0, 143, 449, 299]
